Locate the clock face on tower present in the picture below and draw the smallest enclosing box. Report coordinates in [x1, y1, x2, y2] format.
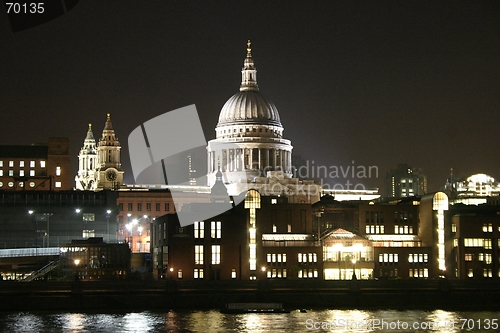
[106, 170, 117, 181]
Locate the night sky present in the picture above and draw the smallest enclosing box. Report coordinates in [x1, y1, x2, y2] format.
[1, 1, 499, 192]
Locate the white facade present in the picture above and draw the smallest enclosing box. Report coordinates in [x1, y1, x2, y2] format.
[75, 114, 124, 190]
[207, 41, 293, 188]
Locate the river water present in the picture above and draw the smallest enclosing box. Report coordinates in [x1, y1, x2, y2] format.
[0, 309, 499, 332]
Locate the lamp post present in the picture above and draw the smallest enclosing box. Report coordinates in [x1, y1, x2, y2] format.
[314, 211, 324, 245]
[74, 259, 80, 281]
[43, 213, 53, 247]
[106, 210, 111, 242]
[351, 258, 357, 280]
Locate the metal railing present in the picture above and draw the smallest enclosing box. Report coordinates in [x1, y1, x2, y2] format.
[22, 260, 60, 282]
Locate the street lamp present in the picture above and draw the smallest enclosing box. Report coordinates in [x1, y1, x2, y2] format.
[106, 209, 112, 242]
[74, 259, 80, 281]
[351, 258, 357, 280]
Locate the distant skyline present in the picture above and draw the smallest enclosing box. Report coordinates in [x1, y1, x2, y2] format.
[1, 1, 499, 192]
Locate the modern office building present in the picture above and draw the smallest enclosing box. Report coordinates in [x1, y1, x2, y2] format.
[385, 163, 427, 199]
[0, 137, 71, 191]
[151, 188, 321, 280]
[448, 203, 500, 279]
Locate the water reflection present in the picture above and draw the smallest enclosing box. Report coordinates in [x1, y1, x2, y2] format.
[0, 309, 499, 332]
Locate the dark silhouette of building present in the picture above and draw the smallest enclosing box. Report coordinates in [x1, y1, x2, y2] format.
[385, 163, 427, 199]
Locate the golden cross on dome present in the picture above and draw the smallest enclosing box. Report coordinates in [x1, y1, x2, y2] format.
[247, 40, 252, 57]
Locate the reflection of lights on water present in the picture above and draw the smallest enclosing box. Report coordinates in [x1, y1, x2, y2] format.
[64, 313, 84, 332]
[123, 312, 152, 332]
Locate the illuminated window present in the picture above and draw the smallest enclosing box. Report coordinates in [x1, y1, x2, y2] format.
[485, 253, 492, 264]
[0, 161, 2, 167]
[9, 170, 13, 176]
[30, 161, 35, 168]
[453, 239, 458, 247]
[484, 239, 492, 250]
[8, 161, 13, 167]
[484, 269, 492, 278]
[231, 269, 236, 279]
[0, 182, 2, 187]
[468, 269, 473, 278]
[271, 198, 277, 204]
[452, 223, 456, 233]
[194, 245, 204, 265]
[211, 221, 221, 238]
[194, 221, 204, 238]
[19, 182, 24, 188]
[464, 238, 484, 247]
[0, 171, 2, 176]
[483, 224, 493, 233]
[288, 224, 291, 233]
[177, 269, 182, 279]
[194, 268, 204, 279]
[8, 182, 13, 187]
[56, 166, 61, 176]
[30, 170, 35, 176]
[55, 182, 61, 188]
[29, 182, 35, 187]
[40, 161, 45, 168]
[19, 170, 24, 177]
[211, 245, 221, 264]
[83, 213, 95, 221]
[273, 224, 277, 233]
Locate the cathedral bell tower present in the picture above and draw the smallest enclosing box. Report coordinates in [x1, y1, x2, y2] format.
[95, 113, 124, 190]
[75, 123, 98, 190]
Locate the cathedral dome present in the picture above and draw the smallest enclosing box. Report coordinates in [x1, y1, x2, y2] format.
[217, 90, 282, 127]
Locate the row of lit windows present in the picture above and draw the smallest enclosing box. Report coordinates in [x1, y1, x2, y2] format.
[468, 269, 497, 278]
[266, 253, 287, 264]
[379, 253, 398, 263]
[408, 254, 428, 263]
[0, 160, 45, 168]
[194, 221, 221, 239]
[465, 253, 493, 264]
[0, 167, 60, 177]
[395, 225, 414, 234]
[267, 268, 286, 279]
[298, 269, 318, 278]
[365, 225, 385, 234]
[0, 181, 61, 188]
[409, 268, 428, 278]
[120, 202, 170, 212]
[298, 253, 317, 263]
[464, 238, 492, 249]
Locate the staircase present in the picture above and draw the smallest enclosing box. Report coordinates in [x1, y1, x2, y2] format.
[22, 260, 60, 282]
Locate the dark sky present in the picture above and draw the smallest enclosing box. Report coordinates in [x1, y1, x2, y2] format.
[1, 1, 499, 192]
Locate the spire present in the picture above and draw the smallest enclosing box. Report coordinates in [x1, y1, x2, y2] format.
[85, 123, 95, 141]
[240, 39, 259, 91]
[104, 113, 113, 130]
